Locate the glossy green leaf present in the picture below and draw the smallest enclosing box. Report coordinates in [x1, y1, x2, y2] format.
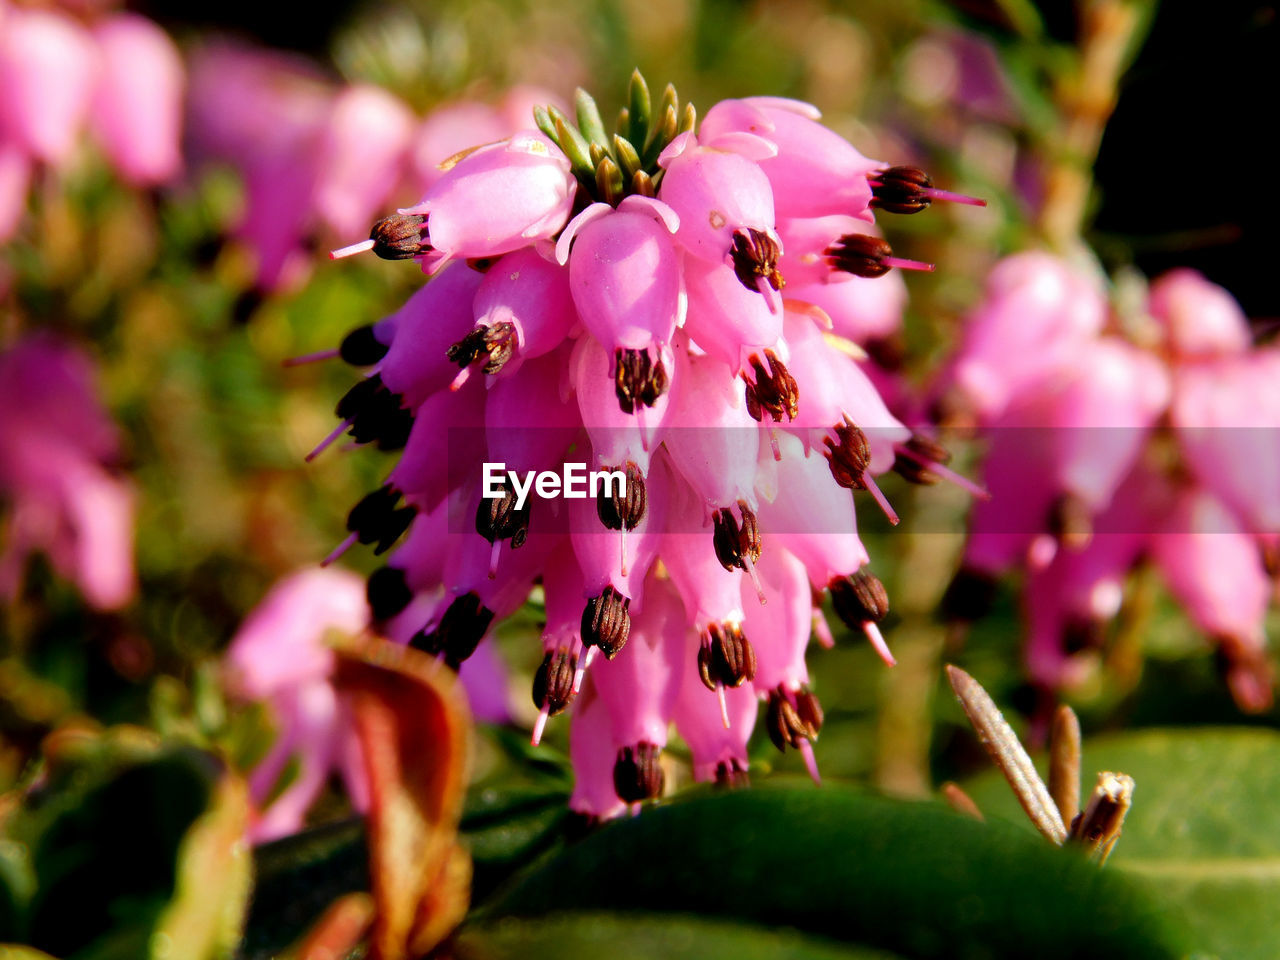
[483, 784, 1187, 959]
[455, 912, 903, 960]
[963, 726, 1280, 960]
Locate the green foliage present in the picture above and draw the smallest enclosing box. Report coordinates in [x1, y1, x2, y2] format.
[481, 785, 1189, 959]
[963, 727, 1280, 959]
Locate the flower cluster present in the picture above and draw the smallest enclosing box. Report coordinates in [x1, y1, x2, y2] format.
[0, 2, 183, 241]
[940, 254, 1278, 711]
[0, 335, 134, 610]
[186, 40, 560, 293]
[307, 73, 981, 820]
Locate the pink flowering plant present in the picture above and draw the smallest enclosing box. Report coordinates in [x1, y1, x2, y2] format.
[1, 2, 1279, 959]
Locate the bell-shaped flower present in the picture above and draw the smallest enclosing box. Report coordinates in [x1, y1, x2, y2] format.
[401, 132, 576, 263]
[699, 97, 879, 221]
[0, 7, 97, 166]
[88, 14, 184, 185]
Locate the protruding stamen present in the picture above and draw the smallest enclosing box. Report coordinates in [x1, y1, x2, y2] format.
[812, 607, 835, 649]
[825, 233, 933, 278]
[573, 645, 598, 693]
[347, 484, 417, 554]
[332, 374, 414, 452]
[322, 532, 360, 567]
[867, 165, 987, 214]
[581, 586, 631, 659]
[893, 435, 990, 499]
[614, 348, 669, 414]
[862, 621, 896, 667]
[1047, 493, 1093, 551]
[729, 227, 785, 297]
[765, 686, 823, 768]
[531, 707, 550, 747]
[306, 418, 354, 462]
[613, 742, 664, 804]
[798, 738, 822, 785]
[712, 500, 763, 577]
[532, 646, 577, 744]
[330, 238, 376, 260]
[283, 348, 341, 367]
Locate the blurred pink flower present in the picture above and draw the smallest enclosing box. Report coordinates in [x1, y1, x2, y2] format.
[0, 335, 134, 610]
[946, 261, 1278, 710]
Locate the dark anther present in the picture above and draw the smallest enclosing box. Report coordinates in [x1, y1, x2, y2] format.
[613, 742, 664, 803]
[1047, 493, 1093, 550]
[698, 623, 757, 690]
[366, 565, 413, 621]
[892, 433, 952, 485]
[765, 686, 822, 753]
[729, 227, 785, 294]
[829, 571, 890, 628]
[794, 688, 824, 736]
[614, 348, 669, 414]
[447, 321, 518, 375]
[434, 592, 495, 670]
[370, 213, 431, 260]
[595, 462, 647, 530]
[712, 501, 762, 573]
[475, 479, 530, 548]
[714, 759, 751, 789]
[823, 415, 872, 490]
[348, 484, 417, 554]
[581, 586, 631, 659]
[939, 567, 998, 623]
[409, 627, 443, 656]
[868, 165, 934, 215]
[532, 647, 578, 716]
[825, 234, 895, 279]
[743, 350, 799, 423]
[335, 374, 414, 451]
[339, 324, 390, 366]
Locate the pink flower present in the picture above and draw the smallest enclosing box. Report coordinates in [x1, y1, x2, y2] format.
[947, 262, 1278, 710]
[0, 7, 97, 166]
[88, 14, 184, 185]
[0, 335, 134, 610]
[401, 132, 576, 264]
[226, 568, 370, 842]
[305, 74, 982, 816]
[699, 97, 879, 221]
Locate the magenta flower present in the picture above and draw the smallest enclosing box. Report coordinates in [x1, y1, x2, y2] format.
[225, 568, 371, 842]
[945, 260, 1279, 710]
[0, 5, 183, 240]
[306, 73, 983, 816]
[0, 335, 134, 610]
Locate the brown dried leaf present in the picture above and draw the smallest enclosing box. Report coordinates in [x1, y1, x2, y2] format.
[334, 637, 472, 960]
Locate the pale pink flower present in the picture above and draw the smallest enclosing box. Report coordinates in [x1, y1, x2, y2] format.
[89, 14, 184, 185]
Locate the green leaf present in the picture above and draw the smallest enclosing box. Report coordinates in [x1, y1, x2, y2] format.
[3, 736, 249, 960]
[462, 784, 570, 904]
[455, 912, 903, 960]
[574, 89, 610, 152]
[240, 818, 368, 960]
[962, 726, 1280, 960]
[482, 785, 1187, 959]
